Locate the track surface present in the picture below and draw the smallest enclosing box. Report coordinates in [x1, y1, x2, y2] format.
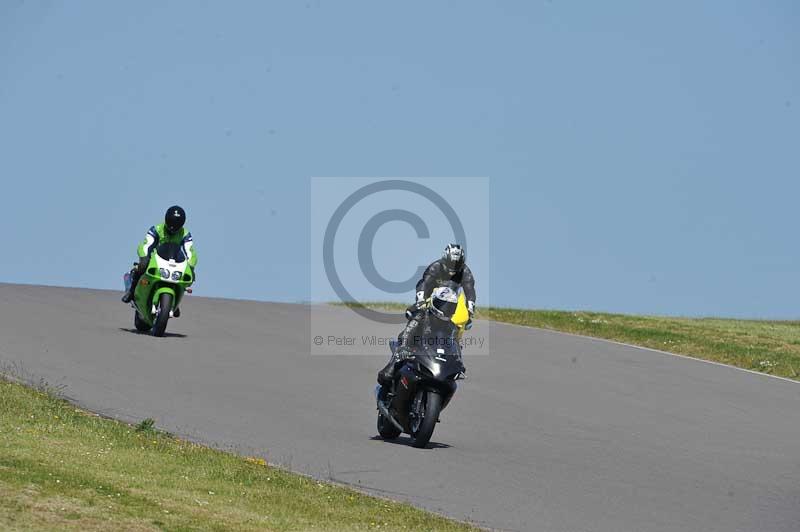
[2, 284, 800, 531]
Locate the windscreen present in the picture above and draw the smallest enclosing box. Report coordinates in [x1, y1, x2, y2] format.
[415, 319, 460, 354]
[156, 242, 187, 263]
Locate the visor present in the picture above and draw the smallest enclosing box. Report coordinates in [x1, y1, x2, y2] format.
[432, 298, 458, 319]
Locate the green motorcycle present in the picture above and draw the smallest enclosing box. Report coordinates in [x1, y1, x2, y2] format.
[123, 242, 194, 337]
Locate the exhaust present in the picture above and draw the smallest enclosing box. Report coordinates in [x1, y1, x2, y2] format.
[375, 386, 404, 432]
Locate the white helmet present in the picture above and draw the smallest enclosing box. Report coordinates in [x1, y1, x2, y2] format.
[430, 287, 459, 321]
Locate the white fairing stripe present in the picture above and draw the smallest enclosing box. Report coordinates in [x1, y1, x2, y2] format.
[143, 233, 156, 256]
[183, 240, 194, 263]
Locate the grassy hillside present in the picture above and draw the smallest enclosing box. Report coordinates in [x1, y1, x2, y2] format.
[0, 376, 478, 532]
[341, 302, 800, 380]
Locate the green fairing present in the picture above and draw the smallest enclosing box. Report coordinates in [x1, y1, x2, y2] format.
[128, 228, 196, 334]
[126, 223, 196, 335]
[131, 254, 193, 328]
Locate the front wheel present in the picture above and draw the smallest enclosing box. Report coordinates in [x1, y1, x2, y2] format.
[152, 292, 173, 337]
[410, 391, 442, 448]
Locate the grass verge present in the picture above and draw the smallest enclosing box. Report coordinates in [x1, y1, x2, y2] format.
[0, 376, 478, 531]
[339, 302, 800, 381]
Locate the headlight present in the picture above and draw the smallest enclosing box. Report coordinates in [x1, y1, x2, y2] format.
[159, 268, 170, 279]
[171, 271, 181, 281]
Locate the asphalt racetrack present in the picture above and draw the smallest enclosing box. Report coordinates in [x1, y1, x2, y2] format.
[1, 284, 799, 531]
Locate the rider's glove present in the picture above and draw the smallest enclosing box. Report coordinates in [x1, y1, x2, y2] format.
[467, 300, 476, 317]
[406, 296, 425, 320]
[415, 291, 425, 304]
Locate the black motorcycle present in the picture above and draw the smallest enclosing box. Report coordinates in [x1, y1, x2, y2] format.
[375, 329, 467, 448]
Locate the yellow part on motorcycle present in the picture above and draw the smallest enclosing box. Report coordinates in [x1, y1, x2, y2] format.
[451, 293, 470, 328]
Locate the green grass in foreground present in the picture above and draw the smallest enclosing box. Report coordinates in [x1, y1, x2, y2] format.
[340, 302, 800, 380]
[0, 377, 478, 531]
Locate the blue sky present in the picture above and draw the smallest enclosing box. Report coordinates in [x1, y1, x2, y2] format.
[1, 1, 798, 318]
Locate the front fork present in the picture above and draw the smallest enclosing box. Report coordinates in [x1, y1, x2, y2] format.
[151, 287, 178, 316]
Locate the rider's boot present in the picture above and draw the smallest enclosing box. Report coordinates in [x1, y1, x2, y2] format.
[121, 270, 139, 303]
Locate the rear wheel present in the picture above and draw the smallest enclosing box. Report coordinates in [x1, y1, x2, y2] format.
[377, 412, 402, 439]
[152, 292, 172, 337]
[410, 391, 442, 448]
[376, 387, 401, 439]
[133, 311, 150, 332]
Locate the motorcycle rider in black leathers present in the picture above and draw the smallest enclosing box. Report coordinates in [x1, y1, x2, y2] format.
[377, 244, 476, 385]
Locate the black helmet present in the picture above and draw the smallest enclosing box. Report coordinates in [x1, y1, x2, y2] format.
[164, 205, 186, 234]
[430, 287, 459, 321]
[442, 243, 465, 276]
